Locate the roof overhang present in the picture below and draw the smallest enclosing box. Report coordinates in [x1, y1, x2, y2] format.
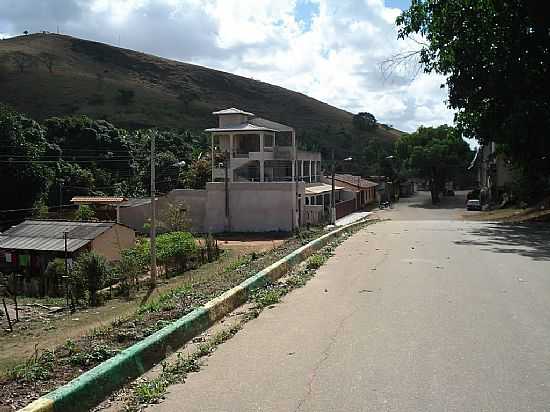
[305, 184, 345, 195]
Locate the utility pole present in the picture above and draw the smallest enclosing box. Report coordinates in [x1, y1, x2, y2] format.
[224, 150, 230, 232]
[331, 149, 336, 225]
[63, 231, 70, 310]
[150, 132, 157, 288]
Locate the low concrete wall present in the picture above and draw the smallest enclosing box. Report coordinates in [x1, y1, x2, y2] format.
[166, 190, 208, 233]
[205, 182, 304, 233]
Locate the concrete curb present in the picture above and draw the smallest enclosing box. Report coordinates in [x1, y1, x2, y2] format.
[19, 218, 370, 412]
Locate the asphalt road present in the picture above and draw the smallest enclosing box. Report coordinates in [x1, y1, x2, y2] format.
[149, 191, 550, 412]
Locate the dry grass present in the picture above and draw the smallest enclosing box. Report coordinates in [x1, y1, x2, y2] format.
[0, 33, 403, 143]
[464, 208, 550, 222]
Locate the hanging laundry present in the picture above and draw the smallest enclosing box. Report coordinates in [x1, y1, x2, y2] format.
[19, 254, 30, 266]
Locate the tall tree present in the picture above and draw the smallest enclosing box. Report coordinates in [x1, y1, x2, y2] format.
[0, 105, 52, 226]
[396, 125, 471, 204]
[396, 0, 550, 200]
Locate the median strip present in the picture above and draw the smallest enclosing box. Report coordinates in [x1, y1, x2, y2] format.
[19, 218, 372, 412]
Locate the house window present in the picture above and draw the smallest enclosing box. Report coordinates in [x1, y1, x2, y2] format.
[305, 197, 310, 205]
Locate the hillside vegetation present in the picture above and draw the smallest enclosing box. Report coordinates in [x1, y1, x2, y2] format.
[0, 33, 402, 146]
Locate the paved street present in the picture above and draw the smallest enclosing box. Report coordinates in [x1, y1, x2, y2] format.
[149, 191, 550, 412]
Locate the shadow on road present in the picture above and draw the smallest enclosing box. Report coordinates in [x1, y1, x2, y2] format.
[454, 223, 550, 262]
[405, 191, 467, 210]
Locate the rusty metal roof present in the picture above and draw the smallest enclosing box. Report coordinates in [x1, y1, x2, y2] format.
[71, 196, 126, 204]
[0, 220, 116, 252]
[334, 174, 378, 189]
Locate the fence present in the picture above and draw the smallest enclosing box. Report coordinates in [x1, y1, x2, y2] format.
[304, 205, 324, 225]
[336, 199, 356, 220]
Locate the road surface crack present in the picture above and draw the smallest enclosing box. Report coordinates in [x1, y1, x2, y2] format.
[293, 307, 357, 412]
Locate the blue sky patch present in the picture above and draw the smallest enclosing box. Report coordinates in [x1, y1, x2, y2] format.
[385, 0, 411, 10]
[295, 0, 320, 31]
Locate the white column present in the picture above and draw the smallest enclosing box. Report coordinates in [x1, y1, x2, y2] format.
[211, 133, 215, 182]
[229, 134, 234, 182]
[260, 132, 265, 182]
[309, 160, 312, 182]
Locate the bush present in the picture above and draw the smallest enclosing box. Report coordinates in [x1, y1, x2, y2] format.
[306, 254, 327, 270]
[74, 205, 96, 221]
[73, 252, 111, 306]
[156, 231, 197, 274]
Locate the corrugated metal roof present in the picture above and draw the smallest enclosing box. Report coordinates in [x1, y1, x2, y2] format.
[0, 220, 116, 252]
[249, 117, 294, 132]
[119, 198, 152, 207]
[71, 196, 126, 204]
[212, 108, 255, 116]
[0, 236, 89, 252]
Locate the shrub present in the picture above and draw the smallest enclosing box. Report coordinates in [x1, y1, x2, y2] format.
[9, 349, 55, 382]
[156, 231, 197, 274]
[74, 205, 96, 221]
[306, 254, 326, 270]
[73, 252, 111, 306]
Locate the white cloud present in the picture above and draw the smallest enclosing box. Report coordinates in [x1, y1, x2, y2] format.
[0, 0, 455, 132]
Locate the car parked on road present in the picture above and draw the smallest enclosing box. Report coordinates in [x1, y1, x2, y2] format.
[466, 199, 481, 211]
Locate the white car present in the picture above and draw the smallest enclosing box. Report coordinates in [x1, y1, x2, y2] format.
[466, 199, 481, 211]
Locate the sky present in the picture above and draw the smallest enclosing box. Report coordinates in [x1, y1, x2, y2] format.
[0, 0, 455, 133]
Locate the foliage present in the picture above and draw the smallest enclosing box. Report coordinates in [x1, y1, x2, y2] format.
[74, 204, 96, 221]
[306, 254, 327, 270]
[73, 252, 111, 306]
[397, 0, 550, 201]
[352, 112, 377, 130]
[116, 240, 150, 296]
[68, 344, 116, 368]
[395, 125, 471, 203]
[179, 158, 210, 190]
[159, 202, 190, 232]
[9, 349, 55, 382]
[156, 231, 197, 273]
[0, 106, 53, 225]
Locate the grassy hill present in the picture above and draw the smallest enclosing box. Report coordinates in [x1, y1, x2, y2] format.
[0, 33, 402, 144]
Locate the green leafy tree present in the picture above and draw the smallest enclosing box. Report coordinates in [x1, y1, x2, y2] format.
[396, 125, 471, 204]
[352, 112, 377, 131]
[396, 0, 550, 200]
[74, 205, 96, 221]
[179, 158, 210, 190]
[0, 105, 52, 226]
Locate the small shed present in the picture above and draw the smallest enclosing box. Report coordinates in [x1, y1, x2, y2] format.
[0, 220, 135, 285]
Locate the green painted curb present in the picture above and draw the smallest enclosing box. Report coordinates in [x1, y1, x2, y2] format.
[19, 218, 369, 412]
